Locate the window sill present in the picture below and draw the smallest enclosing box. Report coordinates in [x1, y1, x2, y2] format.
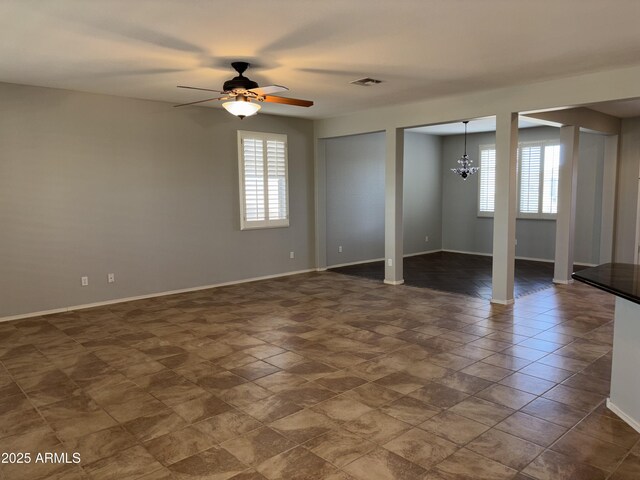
[476, 214, 557, 221]
[240, 220, 290, 230]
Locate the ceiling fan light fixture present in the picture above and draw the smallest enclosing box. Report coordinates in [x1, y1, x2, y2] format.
[176, 62, 312, 112]
[222, 96, 261, 119]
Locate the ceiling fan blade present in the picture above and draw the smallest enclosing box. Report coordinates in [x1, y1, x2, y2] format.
[263, 95, 314, 107]
[249, 85, 289, 96]
[177, 85, 225, 94]
[173, 96, 224, 108]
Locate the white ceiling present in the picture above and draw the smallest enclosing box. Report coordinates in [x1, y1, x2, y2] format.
[587, 98, 640, 118]
[1, 0, 640, 119]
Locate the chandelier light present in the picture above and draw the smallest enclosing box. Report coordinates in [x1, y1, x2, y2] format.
[451, 120, 479, 180]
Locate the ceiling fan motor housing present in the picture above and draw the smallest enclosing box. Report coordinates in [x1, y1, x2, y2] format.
[175, 61, 312, 110]
[223, 76, 259, 92]
[223, 62, 258, 92]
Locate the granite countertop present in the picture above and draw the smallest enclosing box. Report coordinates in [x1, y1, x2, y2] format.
[572, 263, 640, 305]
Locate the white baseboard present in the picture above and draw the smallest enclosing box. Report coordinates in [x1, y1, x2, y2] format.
[607, 398, 640, 434]
[444, 249, 554, 264]
[442, 249, 492, 257]
[443, 249, 597, 267]
[326, 249, 444, 270]
[326, 257, 385, 269]
[516, 255, 554, 263]
[0, 268, 316, 323]
[491, 298, 515, 305]
[10, 250, 594, 323]
[553, 279, 574, 285]
[384, 279, 405, 285]
[404, 249, 442, 258]
[443, 249, 548, 262]
[326, 249, 442, 270]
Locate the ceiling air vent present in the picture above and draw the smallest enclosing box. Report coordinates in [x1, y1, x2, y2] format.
[350, 77, 383, 86]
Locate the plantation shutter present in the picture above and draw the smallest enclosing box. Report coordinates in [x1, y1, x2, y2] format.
[242, 138, 266, 221]
[542, 145, 560, 214]
[238, 131, 289, 229]
[479, 147, 496, 213]
[266, 139, 287, 220]
[519, 145, 542, 214]
[476, 141, 559, 218]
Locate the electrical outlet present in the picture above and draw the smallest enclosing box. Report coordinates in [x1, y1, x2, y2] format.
[81, 276, 88, 287]
[425, 236, 429, 242]
[108, 273, 115, 283]
[289, 251, 294, 259]
[515, 239, 518, 245]
[387, 259, 393, 267]
[338, 246, 343, 253]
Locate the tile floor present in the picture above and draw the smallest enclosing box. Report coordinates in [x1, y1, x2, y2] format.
[0, 271, 638, 480]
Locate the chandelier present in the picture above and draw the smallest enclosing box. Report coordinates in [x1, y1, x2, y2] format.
[451, 121, 479, 180]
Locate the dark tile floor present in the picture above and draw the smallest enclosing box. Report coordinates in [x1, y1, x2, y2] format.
[0, 271, 637, 479]
[330, 252, 587, 299]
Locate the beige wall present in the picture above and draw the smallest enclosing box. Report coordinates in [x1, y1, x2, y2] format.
[0, 83, 315, 318]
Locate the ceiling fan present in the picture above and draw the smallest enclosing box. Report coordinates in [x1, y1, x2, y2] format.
[174, 61, 313, 118]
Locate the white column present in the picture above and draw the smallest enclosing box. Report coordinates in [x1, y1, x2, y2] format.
[599, 135, 619, 264]
[554, 126, 579, 283]
[314, 138, 327, 271]
[384, 127, 404, 285]
[491, 112, 518, 305]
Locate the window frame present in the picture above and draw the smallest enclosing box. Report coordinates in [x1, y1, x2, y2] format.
[237, 130, 290, 230]
[516, 140, 559, 220]
[476, 140, 560, 220]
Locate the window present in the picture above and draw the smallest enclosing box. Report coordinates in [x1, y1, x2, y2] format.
[518, 141, 560, 218]
[238, 131, 289, 229]
[477, 141, 560, 218]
